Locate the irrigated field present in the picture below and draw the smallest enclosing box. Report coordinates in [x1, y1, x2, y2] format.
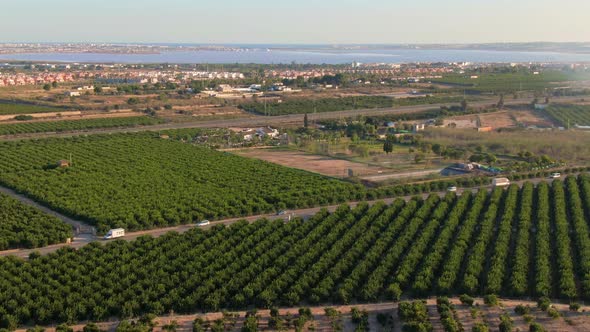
[430, 71, 590, 93]
[544, 104, 590, 127]
[0, 134, 366, 233]
[240, 95, 463, 115]
[423, 127, 590, 163]
[0, 116, 163, 135]
[0, 192, 72, 250]
[2, 176, 590, 328]
[0, 101, 66, 115]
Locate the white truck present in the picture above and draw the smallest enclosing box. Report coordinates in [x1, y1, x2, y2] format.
[104, 228, 125, 240]
[492, 177, 511, 187]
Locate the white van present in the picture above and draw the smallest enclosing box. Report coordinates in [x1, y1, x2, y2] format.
[492, 178, 511, 187]
[104, 228, 125, 240]
[549, 172, 561, 179]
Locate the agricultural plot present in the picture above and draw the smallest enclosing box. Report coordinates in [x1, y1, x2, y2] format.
[443, 110, 516, 129]
[0, 101, 65, 115]
[234, 149, 391, 178]
[2, 175, 590, 327]
[430, 71, 586, 93]
[0, 192, 72, 250]
[0, 134, 365, 233]
[544, 104, 590, 127]
[0, 116, 164, 135]
[240, 95, 463, 115]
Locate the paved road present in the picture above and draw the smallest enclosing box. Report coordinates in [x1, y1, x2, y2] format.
[0, 191, 440, 258]
[0, 102, 461, 141]
[0, 167, 584, 259]
[0, 178, 523, 259]
[360, 168, 444, 182]
[1, 96, 582, 141]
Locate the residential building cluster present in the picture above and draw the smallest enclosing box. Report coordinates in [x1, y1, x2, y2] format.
[233, 127, 280, 141]
[132, 71, 244, 84]
[265, 62, 459, 81]
[0, 71, 77, 86]
[0, 69, 246, 87]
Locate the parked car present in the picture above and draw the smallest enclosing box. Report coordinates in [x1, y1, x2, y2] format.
[197, 220, 210, 226]
[277, 210, 287, 216]
[549, 172, 561, 179]
[447, 186, 457, 192]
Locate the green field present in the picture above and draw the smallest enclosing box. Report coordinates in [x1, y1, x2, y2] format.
[0, 116, 164, 135]
[0, 134, 365, 233]
[240, 95, 464, 116]
[431, 71, 589, 94]
[1, 176, 590, 327]
[0, 101, 66, 115]
[543, 104, 590, 127]
[423, 127, 590, 164]
[0, 192, 72, 250]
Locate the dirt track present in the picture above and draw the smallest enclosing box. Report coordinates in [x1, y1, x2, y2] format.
[15, 297, 590, 332]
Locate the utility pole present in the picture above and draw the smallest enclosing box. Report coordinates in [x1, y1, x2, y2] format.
[313, 100, 317, 126]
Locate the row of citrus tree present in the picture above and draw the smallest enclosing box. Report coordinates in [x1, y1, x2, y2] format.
[0, 192, 72, 250]
[0, 116, 163, 136]
[1, 176, 590, 328]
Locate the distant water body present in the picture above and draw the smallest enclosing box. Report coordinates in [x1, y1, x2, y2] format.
[2, 49, 590, 64]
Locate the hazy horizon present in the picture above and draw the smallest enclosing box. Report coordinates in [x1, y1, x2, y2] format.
[2, 42, 590, 46]
[3, 0, 589, 44]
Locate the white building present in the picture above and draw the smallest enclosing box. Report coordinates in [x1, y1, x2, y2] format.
[257, 127, 280, 138]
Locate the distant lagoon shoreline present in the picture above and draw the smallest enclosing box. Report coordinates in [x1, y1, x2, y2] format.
[2, 48, 590, 64]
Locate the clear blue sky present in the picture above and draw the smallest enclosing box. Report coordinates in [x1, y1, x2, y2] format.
[2, 0, 589, 44]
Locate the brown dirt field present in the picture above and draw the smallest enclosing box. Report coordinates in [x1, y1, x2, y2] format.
[479, 111, 516, 128]
[18, 298, 590, 332]
[511, 109, 555, 127]
[451, 299, 482, 331]
[443, 109, 555, 129]
[277, 86, 408, 99]
[444, 111, 516, 129]
[169, 105, 246, 116]
[234, 149, 391, 178]
[0, 110, 143, 123]
[442, 118, 478, 128]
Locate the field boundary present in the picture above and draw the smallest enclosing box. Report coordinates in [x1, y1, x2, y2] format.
[0, 184, 95, 236]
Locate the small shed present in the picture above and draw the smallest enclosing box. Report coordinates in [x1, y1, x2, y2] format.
[57, 160, 70, 168]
